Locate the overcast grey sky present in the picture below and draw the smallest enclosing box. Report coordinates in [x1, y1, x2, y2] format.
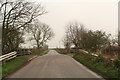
[23, 0, 118, 48]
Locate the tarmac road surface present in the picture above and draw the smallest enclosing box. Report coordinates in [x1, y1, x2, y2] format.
[8, 50, 104, 79]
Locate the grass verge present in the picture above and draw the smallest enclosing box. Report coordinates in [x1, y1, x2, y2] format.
[1, 49, 49, 78]
[36, 50, 49, 56]
[55, 49, 68, 55]
[73, 55, 119, 79]
[1, 57, 27, 77]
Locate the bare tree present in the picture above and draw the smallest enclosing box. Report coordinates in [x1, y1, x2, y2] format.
[64, 21, 110, 52]
[63, 33, 72, 52]
[0, 0, 47, 54]
[29, 21, 54, 49]
[1, 0, 46, 32]
[65, 22, 86, 49]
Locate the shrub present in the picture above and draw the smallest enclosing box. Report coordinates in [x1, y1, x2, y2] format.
[61, 51, 68, 54]
[105, 59, 113, 67]
[95, 54, 104, 63]
[114, 58, 120, 69]
[56, 49, 68, 54]
[114, 58, 120, 79]
[73, 54, 118, 78]
[31, 48, 42, 54]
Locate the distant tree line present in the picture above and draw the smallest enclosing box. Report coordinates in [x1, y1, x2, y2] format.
[0, 0, 54, 54]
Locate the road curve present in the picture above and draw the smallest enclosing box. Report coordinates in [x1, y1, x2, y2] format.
[8, 50, 103, 79]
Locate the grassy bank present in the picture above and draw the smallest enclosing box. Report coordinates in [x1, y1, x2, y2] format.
[73, 54, 119, 79]
[55, 49, 68, 55]
[56, 48, 119, 79]
[36, 50, 49, 56]
[2, 57, 27, 77]
[1, 49, 49, 78]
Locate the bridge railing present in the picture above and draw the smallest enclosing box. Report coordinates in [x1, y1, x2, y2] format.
[0, 51, 17, 64]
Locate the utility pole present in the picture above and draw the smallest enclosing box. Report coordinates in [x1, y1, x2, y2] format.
[118, 2, 120, 62]
[118, 29, 120, 46]
[59, 41, 60, 48]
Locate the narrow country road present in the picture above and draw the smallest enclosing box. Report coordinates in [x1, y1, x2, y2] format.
[8, 50, 104, 79]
